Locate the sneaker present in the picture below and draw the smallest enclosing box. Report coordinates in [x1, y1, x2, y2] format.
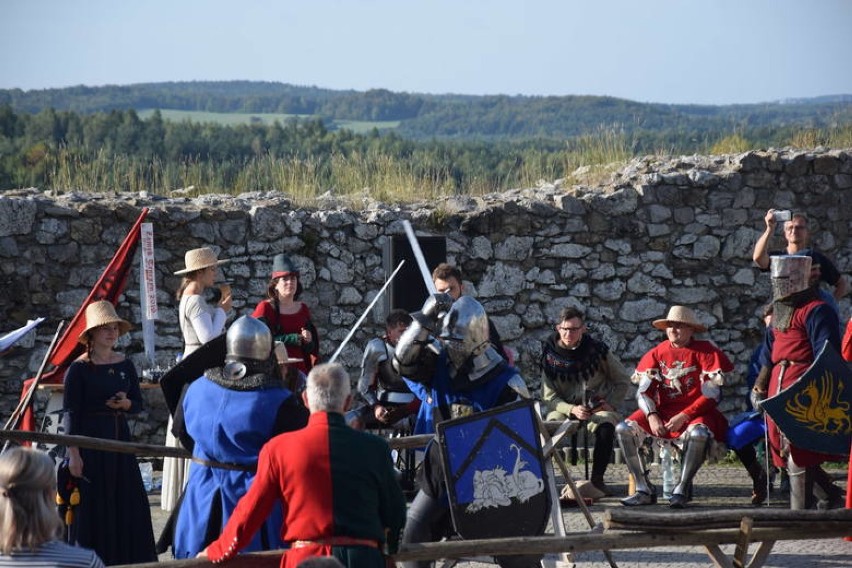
[621, 490, 657, 506]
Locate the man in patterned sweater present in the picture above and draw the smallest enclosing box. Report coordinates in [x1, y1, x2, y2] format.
[199, 363, 407, 568]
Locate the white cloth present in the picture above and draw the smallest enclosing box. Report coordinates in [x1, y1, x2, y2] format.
[0, 317, 45, 352]
[178, 294, 225, 353]
[162, 293, 226, 511]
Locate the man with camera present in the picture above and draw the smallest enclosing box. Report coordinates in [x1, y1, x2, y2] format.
[752, 209, 847, 304]
[540, 306, 630, 495]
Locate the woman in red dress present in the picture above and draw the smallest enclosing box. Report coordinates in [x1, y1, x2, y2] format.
[252, 254, 318, 375]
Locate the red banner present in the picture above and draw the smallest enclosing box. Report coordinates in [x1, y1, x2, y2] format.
[17, 208, 149, 431]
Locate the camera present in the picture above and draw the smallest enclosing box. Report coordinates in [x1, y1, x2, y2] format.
[773, 209, 792, 222]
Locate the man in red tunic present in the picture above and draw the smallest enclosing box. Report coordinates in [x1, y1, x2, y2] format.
[752, 255, 842, 509]
[199, 362, 407, 568]
[617, 305, 733, 508]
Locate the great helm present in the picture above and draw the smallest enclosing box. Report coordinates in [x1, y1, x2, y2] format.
[770, 255, 811, 301]
[440, 296, 491, 370]
[226, 316, 273, 363]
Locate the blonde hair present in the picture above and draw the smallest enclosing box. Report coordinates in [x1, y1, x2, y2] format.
[0, 447, 62, 554]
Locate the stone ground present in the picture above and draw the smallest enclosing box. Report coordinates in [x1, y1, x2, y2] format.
[148, 462, 852, 567]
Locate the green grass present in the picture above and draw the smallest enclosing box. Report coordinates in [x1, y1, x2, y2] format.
[137, 109, 400, 133]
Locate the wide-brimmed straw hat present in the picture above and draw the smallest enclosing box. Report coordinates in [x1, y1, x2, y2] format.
[652, 305, 707, 333]
[78, 300, 132, 344]
[174, 247, 230, 275]
[274, 342, 303, 365]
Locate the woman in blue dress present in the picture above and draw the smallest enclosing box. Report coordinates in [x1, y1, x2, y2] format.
[63, 301, 156, 565]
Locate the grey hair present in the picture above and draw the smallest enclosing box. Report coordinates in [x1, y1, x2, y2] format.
[0, 447, 62, 554]
[304, 362, 351, 413]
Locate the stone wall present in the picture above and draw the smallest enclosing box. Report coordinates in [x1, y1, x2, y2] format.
[1, 148, 850, 445]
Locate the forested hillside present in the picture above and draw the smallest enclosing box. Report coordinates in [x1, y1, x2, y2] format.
[2, 81, 851, 141]
[1, 81, 851, 197]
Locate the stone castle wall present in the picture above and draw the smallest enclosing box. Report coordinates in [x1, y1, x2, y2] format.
[1, 148, 850, 445]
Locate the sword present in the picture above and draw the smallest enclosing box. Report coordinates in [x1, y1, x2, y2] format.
[328, 260, 405, 363]
[402, 220, 438, 296]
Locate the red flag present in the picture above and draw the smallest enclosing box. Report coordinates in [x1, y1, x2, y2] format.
[17, 208, 149, 431]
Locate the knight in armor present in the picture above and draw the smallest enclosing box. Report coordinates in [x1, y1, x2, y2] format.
[347, 309, 419, 430]
[617, 305, 733, 509]
[540, 306, 630, 496]
[752, 255, 843, 509]
[172, 316, 309, 558]
[394, 294, 536, 568]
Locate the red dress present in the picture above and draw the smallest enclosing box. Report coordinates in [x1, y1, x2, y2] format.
[252, 301, 318, 374]
[628, 339, 732, 441]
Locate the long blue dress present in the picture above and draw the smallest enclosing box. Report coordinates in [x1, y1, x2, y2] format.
[173, 369, 308, 558]
[63, 359, 157, 566]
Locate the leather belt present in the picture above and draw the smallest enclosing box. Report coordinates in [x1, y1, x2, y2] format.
[191, 457, 256, 473]
[292, 536, 379, 549]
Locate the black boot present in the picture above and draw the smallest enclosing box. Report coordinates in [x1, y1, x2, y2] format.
[735, 445, 767, 505]
[590, 423, 615, 496]
[812, 465, 845, 509]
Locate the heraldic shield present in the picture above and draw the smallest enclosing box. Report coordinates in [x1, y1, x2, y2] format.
[437, 400, 551, 540]
[762, 340, 852, 456]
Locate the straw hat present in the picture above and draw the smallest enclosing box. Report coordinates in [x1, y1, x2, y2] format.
[78, 300, 132, 344]
[559, 479, 606, 504]
[652, 305, 707, 333]
[274, 342, 303, 365]
[174, 247, 230, 275]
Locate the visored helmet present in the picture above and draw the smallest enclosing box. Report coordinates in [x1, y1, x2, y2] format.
[440, 296, 490, 370]
[226, 316, 273, 363]
[770, 255, 811, 301]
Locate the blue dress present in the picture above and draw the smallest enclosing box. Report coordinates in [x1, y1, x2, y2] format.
[173, 371, 307, 558]
[63, 359, 157, 566]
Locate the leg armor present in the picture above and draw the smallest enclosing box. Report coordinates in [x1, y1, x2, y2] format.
[787, 456, 816, 510]
[670, 424, 710, 508]
[400, 490, 451, 568]
[616, 420, 656, 505]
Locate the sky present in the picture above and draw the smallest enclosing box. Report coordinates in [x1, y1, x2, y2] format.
[2, 0, 851, 106]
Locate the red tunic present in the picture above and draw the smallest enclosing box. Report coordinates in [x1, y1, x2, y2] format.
[842, 317, 852, 362]
[252, 301, 317, 374]
[206, 412, 406, 568]
[766, 299, 840, 468]
[628, 339, 732, 441]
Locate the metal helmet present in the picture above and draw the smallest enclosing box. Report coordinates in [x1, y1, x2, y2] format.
[770, 255, 811, 301]
[226, 316, 273, 362]
[440, 296, 490, 370]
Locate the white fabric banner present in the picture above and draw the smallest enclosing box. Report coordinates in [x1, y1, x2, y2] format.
[140, 223, 157, 364]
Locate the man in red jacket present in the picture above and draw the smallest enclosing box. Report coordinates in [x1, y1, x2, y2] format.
[199, 363, 407, 568]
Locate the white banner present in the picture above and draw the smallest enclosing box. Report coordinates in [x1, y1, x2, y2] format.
[140, 223, 157, 365]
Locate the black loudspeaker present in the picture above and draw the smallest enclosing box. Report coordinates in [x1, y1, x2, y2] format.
[384, 235, 447, 313]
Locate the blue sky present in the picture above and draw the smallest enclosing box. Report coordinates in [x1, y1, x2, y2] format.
[2, 0, 851, 105]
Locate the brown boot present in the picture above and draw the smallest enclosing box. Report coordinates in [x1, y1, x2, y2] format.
[749, 465, 768, 505]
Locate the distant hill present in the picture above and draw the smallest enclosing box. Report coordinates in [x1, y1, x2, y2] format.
[2, 80, 851, 143]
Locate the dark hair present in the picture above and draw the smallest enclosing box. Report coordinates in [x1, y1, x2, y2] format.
[559, 306, 585, 323]
[431, 262, 462, 283]
[386, 309, 413, 328]
[266, 275, 303, 301]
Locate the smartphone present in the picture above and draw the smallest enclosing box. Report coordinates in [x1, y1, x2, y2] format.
[773, 210, 792, 222]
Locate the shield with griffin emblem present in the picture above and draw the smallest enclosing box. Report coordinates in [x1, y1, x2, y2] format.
[762, 340, 852, 456]
[437, 400, 551, 539]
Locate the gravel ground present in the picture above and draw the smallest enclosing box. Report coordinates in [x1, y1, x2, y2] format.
[148, 461, 851, 567]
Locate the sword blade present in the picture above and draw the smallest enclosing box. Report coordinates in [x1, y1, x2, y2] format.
[402, 220, 438, 295]
[329, 260, 406, 363]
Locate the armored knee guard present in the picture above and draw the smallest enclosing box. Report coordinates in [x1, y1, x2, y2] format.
[616, 420, 655, 504]
[672, 424, 710, 501]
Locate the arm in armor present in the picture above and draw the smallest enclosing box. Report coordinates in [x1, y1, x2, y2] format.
[358, 337, 387, 407]
[392, 294, 452, 383]
[633, 369, 659, 416]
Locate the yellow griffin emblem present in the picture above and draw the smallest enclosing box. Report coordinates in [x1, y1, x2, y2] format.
[784, 372, 851, 435]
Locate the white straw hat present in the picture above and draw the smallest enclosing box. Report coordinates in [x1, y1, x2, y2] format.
[174, 247, 230, 275]
[78, 300, 132, 344]
[652, 305, 707, 333]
